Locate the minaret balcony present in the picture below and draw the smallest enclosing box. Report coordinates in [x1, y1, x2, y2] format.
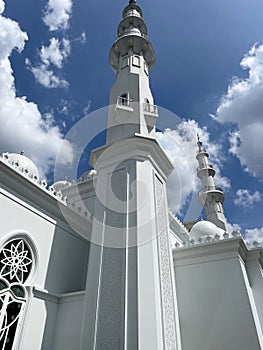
[116, 96, 134, 111]
[197, 164, 215, 178]
[143, 102, 158, 115]
[197, 164, 214, 172]
[198, 187, 225, 203]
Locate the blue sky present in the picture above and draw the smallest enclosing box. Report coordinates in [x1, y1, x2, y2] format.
[0, 0, 263, 244]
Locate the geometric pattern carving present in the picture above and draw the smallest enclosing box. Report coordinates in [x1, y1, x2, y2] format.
[95, 167, 127, 349]
[155, 176, 177, 350]
[0, 239, 33, 350]
[95, 247, 125, 350]
[0, 240, 32, 284]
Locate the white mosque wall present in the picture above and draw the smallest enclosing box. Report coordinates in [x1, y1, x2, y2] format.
[0, 167, 90, 349]
[173, 238, 263, 350]
[246, 249, 263, 331]
[0, 186, 89, 294]
[52, 292, 85, 350]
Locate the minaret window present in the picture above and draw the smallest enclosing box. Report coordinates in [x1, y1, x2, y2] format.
[144, 61, 149, 75]
[0, 238, 34, 350]
[132, 55, 140, 67]
[117, 93, 132, 107]
[121, 54, 129, 69]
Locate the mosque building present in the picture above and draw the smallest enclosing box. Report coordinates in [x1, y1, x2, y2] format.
[0, 1, 262, 349]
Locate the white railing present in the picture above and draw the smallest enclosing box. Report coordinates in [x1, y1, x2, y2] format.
[117, 96, 133, 108]
[143, 102, 158, 114]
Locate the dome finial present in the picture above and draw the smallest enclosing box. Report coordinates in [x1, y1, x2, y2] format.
[129, 0, 136, 4]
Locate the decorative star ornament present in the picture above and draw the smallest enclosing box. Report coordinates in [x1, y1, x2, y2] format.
[0, 240, 32, 283]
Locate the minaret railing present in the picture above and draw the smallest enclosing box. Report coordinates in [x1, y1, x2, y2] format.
[143, 102, 158, 114]
[117, 96, 133, 107]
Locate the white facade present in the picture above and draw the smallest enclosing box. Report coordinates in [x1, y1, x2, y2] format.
[0, 1, 262, 349]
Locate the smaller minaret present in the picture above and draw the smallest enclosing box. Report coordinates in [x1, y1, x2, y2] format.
[196, 135, 226, 230]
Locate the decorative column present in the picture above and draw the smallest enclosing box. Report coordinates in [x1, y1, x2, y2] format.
[81, 1, 180, 349]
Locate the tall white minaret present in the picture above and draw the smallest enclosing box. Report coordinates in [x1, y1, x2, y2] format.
[81, 1, 180, 350]
[107, 0, 157, 144]
[196, 135, 227, 230]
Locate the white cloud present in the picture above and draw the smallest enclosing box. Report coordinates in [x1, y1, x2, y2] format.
[225, 220, 263, 247]
[76, 31, 87, 44]
[0, 10, 28, 60]
[234, 189, 261, 208]
[57, 99, 71, 115]
[83, 100, 91, 115]
[0, 5, 73, 176]
[215, 43, 263, 180]
[43, 0, 73, 31]
[156, 119, 230, 215]
[26, 60, 69, 89]
[225, 220, 241, 234]
[0, 0, 5, 14]
[245, 227, 263, 247]
[40, 37, 70, 68]
[26, 38, 70, 89]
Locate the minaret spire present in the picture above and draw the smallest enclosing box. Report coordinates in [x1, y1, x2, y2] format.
[196, 136, 227, 230]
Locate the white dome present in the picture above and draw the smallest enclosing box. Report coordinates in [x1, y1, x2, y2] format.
[7, 153, 39, 179]
[78, 169, 96, 182]
[190, 220, 224, 241]
[53, 180, 70, 192]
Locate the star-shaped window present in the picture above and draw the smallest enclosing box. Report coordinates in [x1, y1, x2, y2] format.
[0, 240, 32, 284]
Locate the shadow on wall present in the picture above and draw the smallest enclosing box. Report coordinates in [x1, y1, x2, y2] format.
[40, 208, 90, 349]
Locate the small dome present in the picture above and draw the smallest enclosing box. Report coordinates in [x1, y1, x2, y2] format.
[78, 169, 96, 182]
[53, 180, 70, 192]
[6, 152, 39, 179]
[190, 220, 224, 241]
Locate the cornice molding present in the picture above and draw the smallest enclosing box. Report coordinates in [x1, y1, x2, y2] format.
[1, 161, 92, 241]
[173, 237, 249, 267]
[33, 287, 85, 304]
[90, 134, 174, 180]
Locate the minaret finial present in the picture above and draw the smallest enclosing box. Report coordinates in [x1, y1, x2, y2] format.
[197, 133, 203, 152]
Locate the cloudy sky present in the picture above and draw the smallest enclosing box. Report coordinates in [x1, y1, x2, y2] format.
[1, 0, 263, 245]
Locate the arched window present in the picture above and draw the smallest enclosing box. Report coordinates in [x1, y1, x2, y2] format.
[0, 239, 33, 349]
[121, 54, 129, 69]
[132, 55, 140, 67]
[144, 98, 150, 112]
[119, 93, 129, 106]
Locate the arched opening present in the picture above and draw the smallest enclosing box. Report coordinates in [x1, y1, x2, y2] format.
[144, 98, 150, 112]
[118, 92, 130, 107]
[0, 238, 34, 349]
